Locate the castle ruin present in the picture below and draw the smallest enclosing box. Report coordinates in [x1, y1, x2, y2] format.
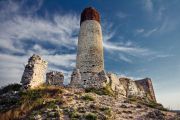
[21, 7, 156, 102]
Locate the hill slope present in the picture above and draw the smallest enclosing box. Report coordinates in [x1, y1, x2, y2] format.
[0, 84, 179, 120]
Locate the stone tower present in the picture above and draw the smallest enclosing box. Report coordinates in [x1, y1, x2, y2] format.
[70, 7, 108, 88]
[21, 54, 48, 89]
[76, 7, 104, 74]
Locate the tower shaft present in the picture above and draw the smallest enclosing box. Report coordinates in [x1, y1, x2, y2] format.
[76, 7, 104, 74]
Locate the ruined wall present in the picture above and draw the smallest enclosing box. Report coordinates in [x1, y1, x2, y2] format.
[70, 70, 109, 89]
[70, 69, 82, 87]
[107, 74, 156, 102]
[21, 54, 48, 89]
[107, 73, 127, 97]
[135, 78, 156, 102]
[46, 71, 64, 86]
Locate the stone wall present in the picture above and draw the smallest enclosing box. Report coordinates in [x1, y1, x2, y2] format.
[135, 78, 156, 102]
[70, 70, 109, 88]
[46, 71, 64, 86]
[70, 69, 81, 87]
[107, 73, 156, 102]
[21, 54, 48, 89]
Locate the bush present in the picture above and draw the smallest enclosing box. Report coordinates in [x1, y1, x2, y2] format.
[0, 83, 22, 95]
[85, 113, 97, 120]
[81, 95, 94, 101]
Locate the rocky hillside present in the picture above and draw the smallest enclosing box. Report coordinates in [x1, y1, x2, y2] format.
[0, 84, 179, 120]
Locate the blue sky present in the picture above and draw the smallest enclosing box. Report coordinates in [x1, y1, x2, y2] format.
[0, 0, 180, 109]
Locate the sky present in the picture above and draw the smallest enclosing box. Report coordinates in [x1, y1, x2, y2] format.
[0, 0, 180, 110]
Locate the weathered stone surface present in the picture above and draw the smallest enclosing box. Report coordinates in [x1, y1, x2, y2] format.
[70, 70, 109, 89]
[135, 78, 156, 102]
[21, 54, 47, 89]
[82, 70, 109, 88]
[107, 74, 127, 97]
[46, 71, 64, 86]
[80, 7, 100, 25]
[76, 20, 104, 75]
[127, 79, 145, 98]
[104, 75, 157, 102]
[107, 73, 120, 91]
[70, 69, 82, 87]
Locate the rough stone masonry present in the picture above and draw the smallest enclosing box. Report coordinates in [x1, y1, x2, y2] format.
[72, 7, 108, 88]
[21, 54, 48, 89]
[46, 71, 64, 86]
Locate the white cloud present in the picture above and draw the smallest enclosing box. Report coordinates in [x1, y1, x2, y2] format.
[44, 54, 76, 68]
[118, 54, 132, 63]
[0, 14, 79, 53]
[103, 41, 151, 56]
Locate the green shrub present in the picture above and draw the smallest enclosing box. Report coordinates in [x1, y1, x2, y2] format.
[81, 95, 94, 101]
[85, 113, 97, 120]
[0, 83, 22, 95]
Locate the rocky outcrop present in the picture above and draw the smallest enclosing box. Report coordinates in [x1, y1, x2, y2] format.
[46, 71, 64, 86]
[21, 54, 47, 89]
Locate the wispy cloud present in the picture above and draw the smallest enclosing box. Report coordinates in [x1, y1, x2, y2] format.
[103, 25, 153, 58]
[142, 0, 153, 13]
[0, 14, 79, 53]
[143, 28, 158, 37]
[148, 54, 174, 61]
[118, 54, 132, 63]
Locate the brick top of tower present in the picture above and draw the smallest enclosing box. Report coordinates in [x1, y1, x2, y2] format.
[80, 7, 100, 25]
